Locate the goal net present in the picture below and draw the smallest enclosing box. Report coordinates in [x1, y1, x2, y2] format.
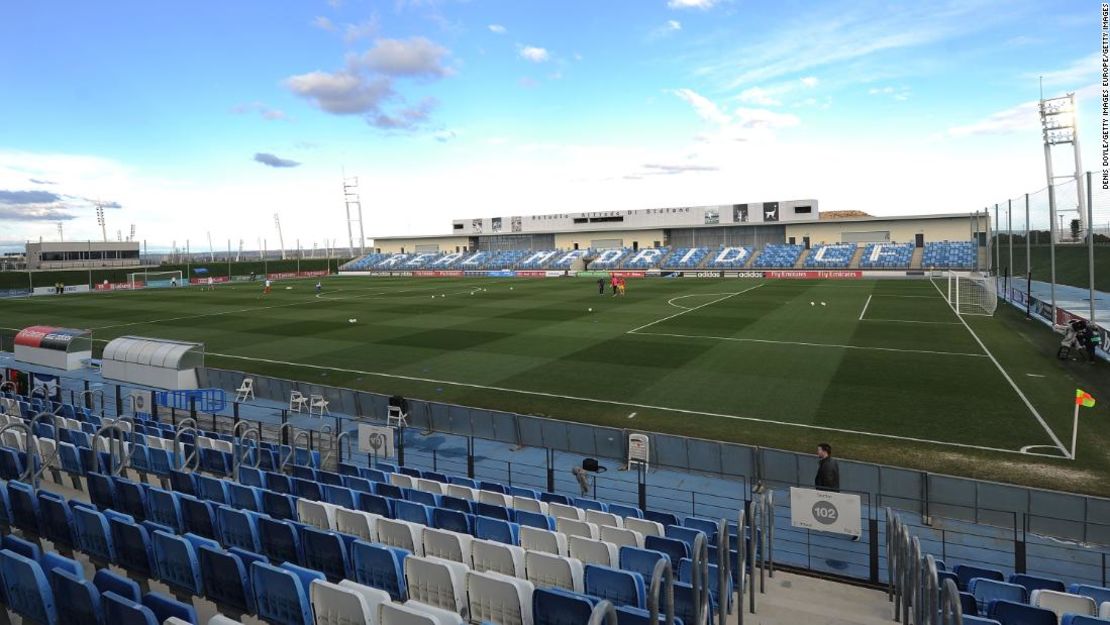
[940, 271, 997, 316]
[128, 270, 183, 289]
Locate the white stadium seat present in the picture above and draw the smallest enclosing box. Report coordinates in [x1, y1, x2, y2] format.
[377, 518, 425, 555]
[381, 601, 464, 625]
[417, 478, 446, 495]
[511, 496, 547, 514]
[524, 550, 584, 592]
[519, 527, 568, 556]
[391, 473, 415, 489]
[466, 569, 535, 625]
[585, 510, 622, 528]
[311, 578, 390, 625]
[555, 516, 599, 540]
[567, 535, 618, 567]
[600, 525, 644, 549]
[446, 485, 476, 501]
[403, 556, 470, 617]
[478, 490, 512, 507]
[624, 518, 664, 538]
[422, 527, 473, 564]
[470, 538, 526, 577]
[297, 499, 337, 530]
[336, 508, 380, 541]
[548, 502, 584, 521]
[1030, 590, 1097, 618]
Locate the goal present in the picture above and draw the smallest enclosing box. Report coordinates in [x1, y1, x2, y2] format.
[938, 271, 997, 316]
[128, 270, 183, 289]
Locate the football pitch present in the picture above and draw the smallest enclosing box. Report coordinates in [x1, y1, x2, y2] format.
[1, 275, 1108, 496]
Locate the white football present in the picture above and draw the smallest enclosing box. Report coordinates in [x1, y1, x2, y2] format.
[285, 286, 293, 290]
[348, 319, 357, 323]
[588, 308, 593, 312]
[810, 301, 815, 306]
[821, 302, 827, 306]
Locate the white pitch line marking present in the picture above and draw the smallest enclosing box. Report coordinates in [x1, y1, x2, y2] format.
[627, 412, 637, 419]
[666, 292, 745, 311]
[633, 330, 987, 358]
[628, 284, 764, 334]
[202, 349, 1034, 456]
[861, 319, 961, 325]
[859, 294, 872, 321]
[1025, 373, 1046, 378]
[930, 279, 1071, 458]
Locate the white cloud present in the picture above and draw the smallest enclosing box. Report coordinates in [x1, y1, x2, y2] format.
[666, 20, 682, 30]
[737, 87, 780, 106]
[867, 85, 911, 101]
[285, 71, 393, 115]
[667, 0, 719, 9]
[313, 16, 336, 31]
[519, 46, 550, 63]
[355, 37, 452, 78]
[488, 24, 507, 34]
[344, 19, 380, 43]
[231, 102, 288, 121]
[671, 88, 731, 124]
[800, 76, 819, 88]
[1025, 52, 1100, 88]
[649, 19, 683, 39]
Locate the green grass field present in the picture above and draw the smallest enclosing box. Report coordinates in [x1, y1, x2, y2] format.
[1, 275, 1108, 496]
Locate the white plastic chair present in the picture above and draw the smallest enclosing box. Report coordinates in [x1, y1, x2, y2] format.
[377, 518, 425, 555]
[381, 601, 464, 625]
[624, 518, 664, 538]
[310, 578, 390, 625]
[296, 499, 338, 530]
[548, 502, 584, 521]
[524, 550, 584, 592]
[470, 539, 525, 577]
[567, 535, 618, 567]
[290, 391, 309, 413]
[336, 508, 379, 541]
[422, 527, 473, 565]
[403, 556, 469, 617]
[600, 525, 644, 549]
[519, 527, 568, 557]
[310, 394, 330, 417]
[555, 517, 599, 540]
[235, 378, 255, 401]
[1030, 590, 1096, 619]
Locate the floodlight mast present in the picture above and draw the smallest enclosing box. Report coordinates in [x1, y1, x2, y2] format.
[343, 174, 365, 256]
[1039, 91, 1086, 240]
[274, 213, 287, 260]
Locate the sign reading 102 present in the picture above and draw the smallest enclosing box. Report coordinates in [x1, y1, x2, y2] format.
[811, 501, 839, 525]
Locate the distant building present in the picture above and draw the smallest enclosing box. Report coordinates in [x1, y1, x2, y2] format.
[25, 241, 141, 270]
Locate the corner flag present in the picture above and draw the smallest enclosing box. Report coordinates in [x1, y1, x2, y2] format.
[1076, 389, 1096, 408]
[1070, 389, 1096, 461]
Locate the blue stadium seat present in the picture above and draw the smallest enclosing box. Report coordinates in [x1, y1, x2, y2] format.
[113, 477, 147, 521]
[987, 599, 1056, 625]
[3, 533, 43, 562]
[682, 517, 718, 543]
[218, 507, 262, 552]
[180, 495, 219, 540]
[293, 477, 322, 501]
[302, 527, 350, 582]
[102, 591, 158, 625]
[109, 517, 156, 579]
[402, 488, 439, 508]
[533, 587, 596, 625]
[969, 578, 1027, 612]
[323, 485, 357, 509]
[147, 448, 173, 479]
[674, 581, 712, 625]
[198, 545, 255, 616]
[585, 564, 646, 609]
[644, 535, 688, 565]
[228, 483, 263, 512]
[343, 476, 375, 495]
[351, 540, 408, 601]
[238, 466, 263, 487]
[475, 502, 513, 521]
[394, 500, 433, 526]
[516, 510, 556, 530]
[263, 491, 298, 521]
[145, 487, 183, 533]
[956, 565, 1005, 591]
[609, 504, 642, 520]
[439, 495, 472, 514]
[616, 606, 685, 625]
[0, 447, 26, 481]
[152, 530, 204, 598]
[264, 471, 292, 494]
[196, 475, 229, 504]
[358, 493, 393, 518]
[574, 498, 607, 513]
[475, 516, 519, 545]
[859, 242, 914, 269]
[1061, 615, 1110, 625]
[38, 492, 76, 552]
[644, 511, 678, 527]
[0, 549, 57, 625]
[678, 559, 732, 613]
[93, 568, 141, 602]
[375, 483, 403, 500]
[251, 561, 321, 625]
[141, 592, 198, 625]
[922, 240, 977, 269]
[258, 516, 304, 565]
[433, 508, 473, 535]
[1009, 573, 1066, 594]
[169, 470, 196, 496]
[51, 568, 101, 625]
[318, 470, 343, 487]
[8, 479, 41, 536]
[73, 505, 116, 564]
[1069, 584, 1110, 605]
[804, 243, 857, 269]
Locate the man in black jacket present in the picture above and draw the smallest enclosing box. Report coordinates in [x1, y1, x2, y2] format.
[815, 443, 840, 492]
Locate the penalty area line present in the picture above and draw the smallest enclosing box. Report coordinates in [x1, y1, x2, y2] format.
[628, 283, 764, 334]
[204, 349, 1035, 457]
[859, 294, 872, 321]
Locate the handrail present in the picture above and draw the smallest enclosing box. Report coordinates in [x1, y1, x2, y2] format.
[587, 599, 618, 625]
[736, 507, 747, 624]
[233, 428, 261, 479]
[938, 578, 963, 625]
[690, 531, 709, 625]
[29, 411, 60, 487]
[746, 498, 757, 614]
[765, 489, 775, 578]
[923, 554, 939, 625]
[79, 389, 105, 416]
[715, 517, 729, 625]
[278, 422, 295, 447]
[911, 536, 923, 625]
[646, 551, 676, 625]
[0, 422, 36, 483]
[29, 386, 47, 400]
[0, 381, 15, 394]
[93, 422, 132, 476]
[321, 430, 352, 469]
[173, 419, 200, 473]
[281, 430, 311, 472]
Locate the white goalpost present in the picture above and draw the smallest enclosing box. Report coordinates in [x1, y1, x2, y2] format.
[936, 271, 997, 316]
[128, 270, 184, 289]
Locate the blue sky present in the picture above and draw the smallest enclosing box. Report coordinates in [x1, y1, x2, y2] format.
[0, 0, 1102, 250]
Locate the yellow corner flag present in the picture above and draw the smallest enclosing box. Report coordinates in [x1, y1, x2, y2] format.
[1076, 389, 1096, 408]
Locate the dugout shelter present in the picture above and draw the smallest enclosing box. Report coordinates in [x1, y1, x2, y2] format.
[101, 335, 204, 390]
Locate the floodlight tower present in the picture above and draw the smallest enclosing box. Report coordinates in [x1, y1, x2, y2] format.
[129, 224, 136, 242]
[343, 174, 366, 256]
[1039, 91, 1086, 241]
[56, 222, 63, 242]
[274, 213, 287, 260]
[95, 202, 107, 242]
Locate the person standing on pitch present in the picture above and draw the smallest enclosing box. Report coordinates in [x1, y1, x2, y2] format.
[814, 443, 840, 492]
[316, 281, 322, 294]
[264, 278, 272, 295]
[597, 278, 605, 295]
[610, 274, 618, 296]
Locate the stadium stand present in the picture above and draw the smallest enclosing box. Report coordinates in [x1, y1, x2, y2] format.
[858, 242, 915, 269]
[751, 244, 805, 269]
[704, 247, 753, 269]
[922, 240, 977, 269]
[661, 247, 709, 270]
[803, 243, 857, 268]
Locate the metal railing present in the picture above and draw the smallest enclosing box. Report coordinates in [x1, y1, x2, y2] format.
[888, 507, 965, 625]
[28, 411, 59, 488]
[173, 418, 200, 473]
[232, 420, 260, 479]
[93, 421, 132, 477]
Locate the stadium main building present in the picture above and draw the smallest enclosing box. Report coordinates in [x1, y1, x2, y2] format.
[346, 199, 991, 275]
